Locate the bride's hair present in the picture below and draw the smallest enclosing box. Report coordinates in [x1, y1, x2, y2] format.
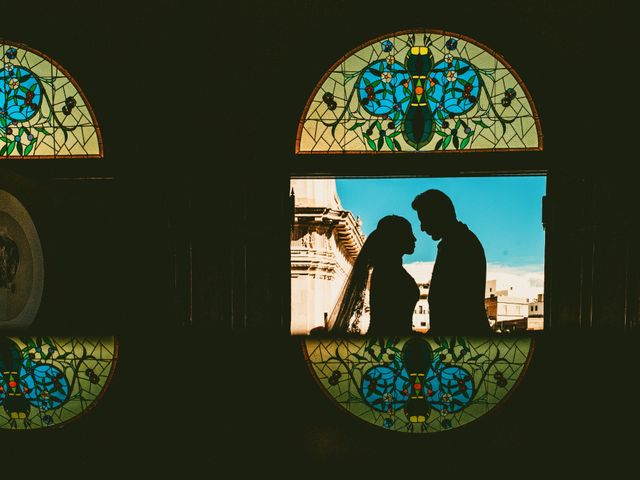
[326, 215, 411, 333]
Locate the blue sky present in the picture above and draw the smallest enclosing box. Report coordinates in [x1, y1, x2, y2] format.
[336, 176, 546, 267]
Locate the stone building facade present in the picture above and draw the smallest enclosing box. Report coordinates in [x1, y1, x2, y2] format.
[413, 282, 430, 333]
[290, 179, 365, 334]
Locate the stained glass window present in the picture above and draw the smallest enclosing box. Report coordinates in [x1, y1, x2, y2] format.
[304, 336, 533, 432]
[1, 41, 102, 158]
[0, 336, 117, 429]
[297, 30, 541, 153]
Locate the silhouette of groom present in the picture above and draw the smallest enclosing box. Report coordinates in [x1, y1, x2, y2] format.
[412, 190, 491, 335]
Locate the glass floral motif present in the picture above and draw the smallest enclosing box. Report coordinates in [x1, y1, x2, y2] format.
[0, 336, 117, 429]
[297, 31, 541, 153]
[304, 336, 533, 433]
[1, 42, 102, 158]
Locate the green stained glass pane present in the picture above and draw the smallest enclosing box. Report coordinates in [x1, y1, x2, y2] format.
[297, 30, 542, 153]
[0, 336, 117, 430]
[1, 41, 102, 159]
[303, 335, 533, 433]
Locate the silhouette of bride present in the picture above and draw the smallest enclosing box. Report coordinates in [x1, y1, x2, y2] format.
[327, 215, 419, 335]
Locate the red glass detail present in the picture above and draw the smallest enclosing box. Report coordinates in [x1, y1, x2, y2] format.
[9, 380, 17, 388]
[413, 383, 421, 390]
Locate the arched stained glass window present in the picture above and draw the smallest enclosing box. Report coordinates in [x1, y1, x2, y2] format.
[0, 336, 117, 429]
[296, 30, 542, 153]
[1, 41, 102, 158]
[304, 336, 533, 433]
[295, 30, 543, 433]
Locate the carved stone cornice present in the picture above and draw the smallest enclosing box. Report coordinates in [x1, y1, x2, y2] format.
[292, 206, 364, 262]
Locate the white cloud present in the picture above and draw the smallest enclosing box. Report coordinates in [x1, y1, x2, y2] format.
[404, 261, 544, 301]
[404, 261, 435, 284]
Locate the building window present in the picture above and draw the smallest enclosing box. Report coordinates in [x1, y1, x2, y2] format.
[293, 29, 542, 433]
[292, 29, 544, 336]
[291, 176, 545, 334]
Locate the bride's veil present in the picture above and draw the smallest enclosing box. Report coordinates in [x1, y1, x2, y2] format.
[326, 230, 379, 333]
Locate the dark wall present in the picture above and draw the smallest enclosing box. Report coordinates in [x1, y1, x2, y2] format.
[1, 0, 638, 472]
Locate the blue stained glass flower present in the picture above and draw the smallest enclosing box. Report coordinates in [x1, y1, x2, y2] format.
[427, 364, 474, 413]
[428, 58, 480, 121]
[0, 66, 42, 123]
[445, 38, 458, 50]
[356, 60, 411, 116]
[5, 48, 17, 59]
[361, 365, 410, 412]
[20, 364, 70, 410]
[441, 419, 452, 429]
[381, 40, 393, 52]
[383, 418, 394, 429]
